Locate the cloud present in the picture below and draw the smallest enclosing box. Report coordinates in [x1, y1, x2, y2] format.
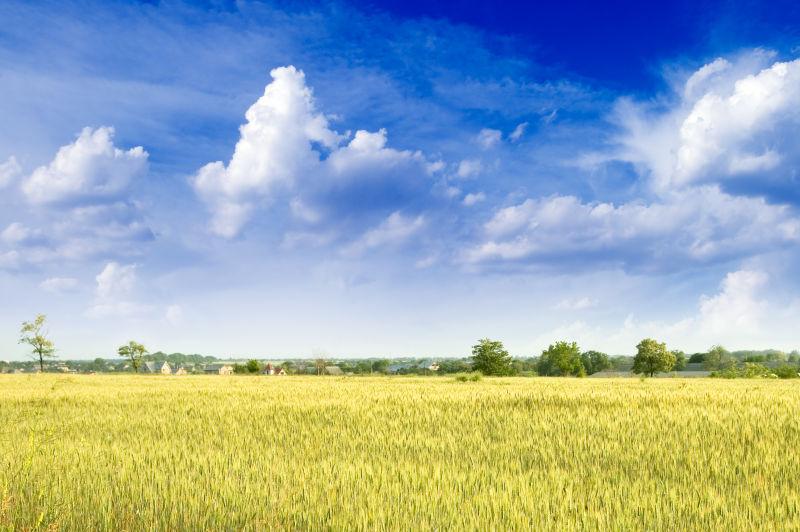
[456, 159, 482, 179]
[39, 277, 79, 293]
[509, 122, 528, 142]
[0, 156, 21, 189]
[466, 186, 800, 271]
[193, 66, 432, 238]
[86, 262, 151, 318]
[1, 222, 39, 245]
[462, 192, 486, 206]
[476, 128, 502, 149]
[0, 251, 20, 269]
[555, 297, 598, 310]
[697, 269, 768, 335]
[95, 261, 137, 299]
[22, 127, 148, 204]
[615, 52, 800, 195]
[531, 269, 770, 354]
[344, 211, 425, 256]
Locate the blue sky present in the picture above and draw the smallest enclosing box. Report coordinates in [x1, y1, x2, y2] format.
[2, 0, 800, 360]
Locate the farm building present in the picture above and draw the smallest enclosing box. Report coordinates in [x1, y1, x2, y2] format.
[324, 366, 343, 376]
[262, 364, 287, 375]
[418, 359, 440, 371]
[142, 361, 172, 375]
[204, 364, 234, 375]
[172, 365, 188, 376]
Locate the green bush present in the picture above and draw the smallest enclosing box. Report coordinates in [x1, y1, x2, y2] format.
[711, 363, 779, 379]
[454, 372, 482, 382]
[773, 365, 800, 379]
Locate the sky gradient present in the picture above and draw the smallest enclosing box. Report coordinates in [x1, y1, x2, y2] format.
[2, 0, 800, 360]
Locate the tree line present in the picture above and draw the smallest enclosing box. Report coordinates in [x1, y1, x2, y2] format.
[11, 314, 800, 379]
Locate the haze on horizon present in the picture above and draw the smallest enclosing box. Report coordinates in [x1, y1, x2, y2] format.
[2, 0, 800, 361]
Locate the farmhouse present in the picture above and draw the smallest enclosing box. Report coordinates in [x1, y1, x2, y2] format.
[172, 365, 188, 376]
[263, 363, 275, 375]
[204, 364, 234, 375]
[142, 361, 172, 375]
[324, 366, 343, 376]
[262, 363, 286, 375]
[418, 359, 440, 371]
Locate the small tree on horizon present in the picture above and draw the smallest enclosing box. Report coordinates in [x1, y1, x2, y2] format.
[704, 345, 735, 371]
[580, 350, 610, 375]
[632, 338, 675, 377]
[20, 314, 56, 372]
[672, 350, 687, 371]
[538, 341, 583, 376]
[470, 338, 514, 376]
[118, 341, 148, 373]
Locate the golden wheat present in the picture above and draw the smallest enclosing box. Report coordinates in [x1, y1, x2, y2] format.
[1, 375, 799, 530]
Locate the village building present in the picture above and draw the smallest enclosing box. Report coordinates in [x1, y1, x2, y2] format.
[262, 363, 287, 375]
[418, 359, 440, 371]
[142, 361, 172, 375]
[324, 366, 344, 376]
[204, 364, 234, 375]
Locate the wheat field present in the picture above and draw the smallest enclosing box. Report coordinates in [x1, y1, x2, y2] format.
[1, 375, 799, 530]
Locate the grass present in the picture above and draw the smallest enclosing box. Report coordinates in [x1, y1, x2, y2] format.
[1, 375, 799, 530]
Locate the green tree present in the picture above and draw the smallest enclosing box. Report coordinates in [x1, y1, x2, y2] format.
[20, 314, 56, 372]
[688, 353, 706, 363]
[470, 338, 513, 376]
[371, 359, 390, 374]
[704, 345, 735, 371]
[245, 359, 261, 373]
[118, 341, 148, 373]
[580, 350, 610, 375]
[672, 350, 687, 371]
[538, 341, 583, 376]
[314, 358, 327, 376]
[632, 338, 675, 377]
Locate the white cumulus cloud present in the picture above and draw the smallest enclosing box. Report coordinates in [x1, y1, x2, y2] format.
[466, 186, 800, 270]
[192, 66, 431, 238]
[615, 52, 800, 192]
[0, 156, 21, 189]
[22, 127, 148, 204]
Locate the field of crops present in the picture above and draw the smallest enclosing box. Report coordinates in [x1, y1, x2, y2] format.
[1, 375, 799, 530]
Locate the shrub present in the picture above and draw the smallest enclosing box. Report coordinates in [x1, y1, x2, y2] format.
[773, 365, 800, 379]
[712, 363, 774, 379]
[454, 372, 482, 382]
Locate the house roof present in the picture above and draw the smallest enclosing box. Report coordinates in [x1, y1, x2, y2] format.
[325, 366, 343, 375]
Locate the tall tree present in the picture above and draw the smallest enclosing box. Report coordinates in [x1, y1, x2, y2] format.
[672, 350, 687, 371]
[314, 358, 327, 376]
[118, 341, 148, 373]
[704, 345, 735, 371]
[470, 338, 513, 376]
[19, 314, 56, 372]
[580, 350, 610, 375]
[632, 338, 675, 377]
[538, 341, 583, 376]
